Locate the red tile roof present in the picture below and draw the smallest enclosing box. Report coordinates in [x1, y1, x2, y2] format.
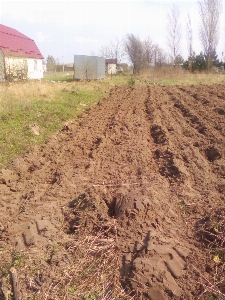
[0, 24, 44, 59]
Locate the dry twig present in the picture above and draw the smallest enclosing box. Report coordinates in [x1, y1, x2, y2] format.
[1, 278, 10, 300]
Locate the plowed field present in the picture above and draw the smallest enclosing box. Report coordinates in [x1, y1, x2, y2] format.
[0, 84, 225, 299]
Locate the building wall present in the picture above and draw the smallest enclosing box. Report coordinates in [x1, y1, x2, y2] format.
[107, 63, 117, 75]
[0, 50, 5, 81]
[27, 59, 43, 79]
[4, 56, 43, 80]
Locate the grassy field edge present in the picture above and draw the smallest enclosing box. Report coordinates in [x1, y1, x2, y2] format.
[1, 71, 225, 168]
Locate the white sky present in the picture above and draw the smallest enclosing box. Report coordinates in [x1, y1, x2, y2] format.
[0, 0, 225, 64]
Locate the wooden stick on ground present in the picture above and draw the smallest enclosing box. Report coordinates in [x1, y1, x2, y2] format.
[10, 267, 21, 300]
[1, 277, 10, 300]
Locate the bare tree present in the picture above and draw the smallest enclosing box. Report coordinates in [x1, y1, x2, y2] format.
[154, 46, 169, 68]
[186, 13, 193, 71]
[198, 0, 222, 70]
[124, 34, 145, 74]
[99, 38, 124, 64]
[186, 14, 193, 58]
[143, 37, 156, 67]
[167, 4, 181, 67]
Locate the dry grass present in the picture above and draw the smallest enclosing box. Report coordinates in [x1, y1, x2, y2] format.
[49, 228, 134, 300]
[0, 228, 134, 300]
[0, 193, 135, 300]
[51, 193, 135, 300]
[136, 67, 225, 85]
[0, 81, 59, 106]
[0, 80, 108, 105]
[195, 209, 225, 299]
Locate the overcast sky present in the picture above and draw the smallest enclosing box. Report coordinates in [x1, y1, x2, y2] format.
[0, 0, 225, 64]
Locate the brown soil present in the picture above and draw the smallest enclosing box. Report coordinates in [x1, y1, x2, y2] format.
[0, 84, 225, 299]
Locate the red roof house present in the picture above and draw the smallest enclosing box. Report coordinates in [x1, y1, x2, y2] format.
[0, 24, 44, 59]
[0, 24, 44, 81]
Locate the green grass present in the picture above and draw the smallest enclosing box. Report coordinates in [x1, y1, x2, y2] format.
[43, 71, 132, 85]
[0, 82, 104, 167]
[43, 71, 74, 82]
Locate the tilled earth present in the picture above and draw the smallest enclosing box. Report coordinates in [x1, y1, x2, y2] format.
[0, 84, 225, 299]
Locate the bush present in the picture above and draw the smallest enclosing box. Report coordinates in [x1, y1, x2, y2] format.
[128, 76, 135, 85]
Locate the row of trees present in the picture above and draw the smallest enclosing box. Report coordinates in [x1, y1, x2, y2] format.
[100, 36, 170, 74]
[46, 0, 223, 75]
[184, 0, 223, 71]
[183, 51, 223, 71]
[99, 0, 223, 74]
